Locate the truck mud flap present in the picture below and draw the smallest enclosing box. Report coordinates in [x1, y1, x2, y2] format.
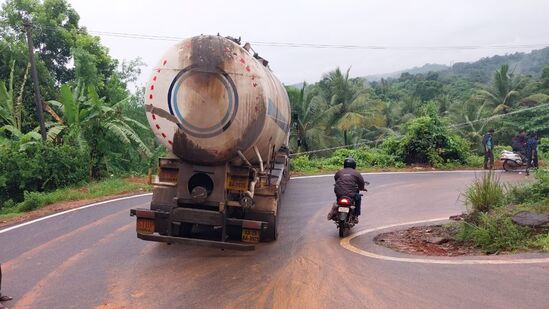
[137, 232, 256, 251]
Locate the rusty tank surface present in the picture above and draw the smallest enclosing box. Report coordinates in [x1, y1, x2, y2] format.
[131, 35, 291, 250]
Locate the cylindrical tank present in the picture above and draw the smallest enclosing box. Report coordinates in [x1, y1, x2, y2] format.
[145, 35, 290, 165]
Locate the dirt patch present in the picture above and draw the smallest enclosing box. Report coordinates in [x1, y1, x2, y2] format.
[0, 190, 149, 230]
[374, 225, 484, 256]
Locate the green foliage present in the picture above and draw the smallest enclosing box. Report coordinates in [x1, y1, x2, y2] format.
[463, 172, 506, 215]
[539, 137, 549, 154]
[290, 147, 403, 173]
[1, 178, 150, 214]
[530, 233, 549, 252]
[18, 191, 50, 212]
[456, 213, 530, 253]
[455, 169, 549, 253]
[465, 154, 484, 168]
[381, 104, 470, 166]
[0, 140, 88, 206]
[507, 169, 549, 205]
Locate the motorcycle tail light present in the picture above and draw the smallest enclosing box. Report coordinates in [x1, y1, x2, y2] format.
[338, 198, 351, 206]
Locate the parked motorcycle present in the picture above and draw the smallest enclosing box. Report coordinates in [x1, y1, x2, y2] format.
[331, 193, 363, 237]
[500, 150, 532, 173]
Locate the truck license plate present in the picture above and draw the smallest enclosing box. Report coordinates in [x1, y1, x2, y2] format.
[136, 218, 155, 234]
[241, 228, 260, 243]
[338, 207, 350, 213]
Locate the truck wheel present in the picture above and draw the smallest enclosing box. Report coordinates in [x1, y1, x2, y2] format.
[281, 169, 289, 193]
[261, 214, 278, 241]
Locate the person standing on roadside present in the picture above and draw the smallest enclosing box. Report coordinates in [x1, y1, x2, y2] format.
[0, 264, 13, 308]
[482, 128, 495, 169]
[526, 132, 539, 172]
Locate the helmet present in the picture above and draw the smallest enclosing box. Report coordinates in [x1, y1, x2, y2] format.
[343, 157, 356, 169]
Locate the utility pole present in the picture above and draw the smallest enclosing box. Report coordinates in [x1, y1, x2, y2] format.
[23, 20, 47, 142]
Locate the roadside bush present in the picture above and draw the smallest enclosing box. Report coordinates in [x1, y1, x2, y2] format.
[507, 169, 549, 205]
[322, 147, 402, 168]
[290, 155, 316, 172]
[464, 172, 505, 215]
[539, 137, 549, 154]
[381, 103, 470, 166]
[456, 213, 530, 253]
[0, 141, 88, 208]
[465, 154, 484, 168]
[17, 191, 49, 212]
[530, 233, 549, 252]
[539, 137, 549, 161]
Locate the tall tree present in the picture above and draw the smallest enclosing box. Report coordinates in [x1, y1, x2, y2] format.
[48, 84, 151, 178]
[478, 64, 520, 113]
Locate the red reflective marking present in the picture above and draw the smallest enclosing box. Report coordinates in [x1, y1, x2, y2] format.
[240, 58, 245, 64]
[152, 114, 156, 120]
[155, 124, 160, 129]
[157, 69, 161, 73]
[168, 140, 173, 145]
[150, 85, 154, 90]
[163, 60, 167, 65]
[161, 133, 167, 138]
[149, 94, 153, 99]
[245, 65, 251, 72]
[153, 76, 157, 81]
[251, 75, 255, 80]
[253, 83, 257, 87]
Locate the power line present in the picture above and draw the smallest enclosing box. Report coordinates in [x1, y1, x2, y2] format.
[449, 102, 549, 128]
[88, 30, 549, 51]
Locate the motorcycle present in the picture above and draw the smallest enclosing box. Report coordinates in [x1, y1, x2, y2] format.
[500, 150, 532, 173]
[332, 193, 363, 238]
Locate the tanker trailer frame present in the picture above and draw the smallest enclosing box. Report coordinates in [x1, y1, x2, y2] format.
[130, 148, 289, 251]
[130, 35, 291, 250]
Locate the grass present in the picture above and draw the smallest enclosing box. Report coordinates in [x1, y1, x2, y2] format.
[454, 169, 549, 253]
[0, 177, 151, 219]
[463, 172, 505, 215]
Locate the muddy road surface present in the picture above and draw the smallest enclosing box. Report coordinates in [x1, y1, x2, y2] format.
[1, 171, 547, 308]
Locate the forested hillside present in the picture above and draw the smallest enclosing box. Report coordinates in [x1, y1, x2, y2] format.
[287, 50, 549, 168]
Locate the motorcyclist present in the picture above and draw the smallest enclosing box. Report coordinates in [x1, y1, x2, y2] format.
[333, 157, 369, 223]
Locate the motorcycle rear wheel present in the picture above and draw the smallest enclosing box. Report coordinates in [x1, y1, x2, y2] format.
[503, 159, 519, 172]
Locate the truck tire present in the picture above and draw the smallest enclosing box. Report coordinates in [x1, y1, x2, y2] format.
[261, 213, 278, 241]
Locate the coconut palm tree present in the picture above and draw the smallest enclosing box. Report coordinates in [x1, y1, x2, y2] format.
[315, 67, 386, 145]
[287, 83, 338, 152]
[478, 64, 520, 114]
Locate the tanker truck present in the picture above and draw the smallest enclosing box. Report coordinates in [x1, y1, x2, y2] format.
[130, 35, 291, 250]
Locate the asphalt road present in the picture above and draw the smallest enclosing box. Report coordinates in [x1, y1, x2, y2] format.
[1, 171, 547, 309]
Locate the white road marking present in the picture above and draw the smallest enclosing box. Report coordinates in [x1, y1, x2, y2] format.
[340, 218, 549, 265]
[291, 170, 495, 180]
[0, 193, 152, 234]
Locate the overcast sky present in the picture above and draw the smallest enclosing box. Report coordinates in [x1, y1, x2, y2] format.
[8, 0, 549, 85]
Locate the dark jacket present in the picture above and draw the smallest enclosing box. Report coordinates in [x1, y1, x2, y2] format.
[334, 167, 367, 198]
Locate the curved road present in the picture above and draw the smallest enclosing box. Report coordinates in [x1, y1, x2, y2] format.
[1, 171, 547, 308]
